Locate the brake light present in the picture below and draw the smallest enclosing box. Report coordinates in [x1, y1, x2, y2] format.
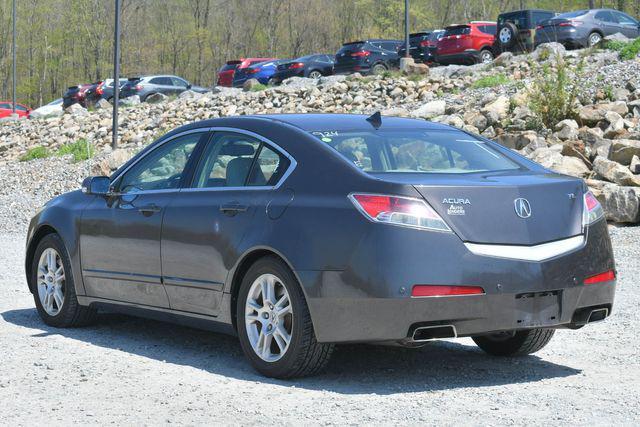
[584, 270, 616, 285]
[134, 84, 143, 91]
[559, 20, 582, 27]
[583, 191, 604, 226]
[246, 68, 259, 74]
[419, 40, 430, 47]
[536, 25, 543, 30]
[351, 50, 370, 57]
[349, 194, 451, 232]
[96, 83, 104, 96]
[412, 285, 485, 297]
[289, 62, 305, 69]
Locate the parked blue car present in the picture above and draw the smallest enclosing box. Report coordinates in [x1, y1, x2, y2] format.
[233, 59, 291, 87]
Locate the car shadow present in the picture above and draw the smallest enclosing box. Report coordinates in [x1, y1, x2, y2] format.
[2, 308, 581, 395]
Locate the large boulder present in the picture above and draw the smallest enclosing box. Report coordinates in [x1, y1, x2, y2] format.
[482, 96, 510, 121]
[578, 101, 629, 125]
[533, 42, 566, 60]
[630, 155, 640, 174]
[242, 79, 263, 92]
[93, 149, 133, 176]
[604, 32, 632, 43]
[412, 100, 446, 119]
[493, 52, 514, 67]
[588, 180, 640, 223]
[603, 111, 626, 138]
[555, 119, 579, 140]
[145, 92, 168, 104]
[495, 131, 539, 150]
[609, 139, 640, 165]
[593, 157, 640, 186]
[120, 95, 140, 106]
[64, 103, 88, 116]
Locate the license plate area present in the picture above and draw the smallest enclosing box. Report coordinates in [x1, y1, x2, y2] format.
[514, 290, 561, 328]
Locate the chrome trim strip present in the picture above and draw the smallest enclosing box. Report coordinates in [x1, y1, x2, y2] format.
[109, 126, 297, 195]
[82, 269, 162, 284]
[464, 235, 585, 262]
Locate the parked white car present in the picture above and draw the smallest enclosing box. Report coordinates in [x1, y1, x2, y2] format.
[30, 98, 63, 118]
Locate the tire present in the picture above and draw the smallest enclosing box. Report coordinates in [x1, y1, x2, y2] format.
[371, 63, 388, 75]
[480, 48, 494, 64]
[31, 233, 96, 328]
[588, 31, 602, 47]
[473, 328, 555, 356]
[308, 70, 322, 79]
[267, 78, 278, 86]
[237, 256, 334, 378]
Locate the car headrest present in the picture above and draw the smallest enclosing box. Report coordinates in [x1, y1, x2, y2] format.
[219, 142, 255, 157]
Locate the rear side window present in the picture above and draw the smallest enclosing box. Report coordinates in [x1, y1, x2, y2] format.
[247, 145, 290, 186]
[478, 24, 496, 35]
[615, 12, 638, 25]
[171, 77, 188, 87]
[444, 26, 470, 36]
[595, 11, 615, 22]
[338, 43, 365, 54]
[558, 10, 588, 19]
[150, 77, 172, 85]
[311, 129, 520, 174]
[193, 133, 261, 188]
[220, 62, 239, 72]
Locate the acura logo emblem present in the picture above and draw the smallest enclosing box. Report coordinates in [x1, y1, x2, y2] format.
[514, 198, 532, 219]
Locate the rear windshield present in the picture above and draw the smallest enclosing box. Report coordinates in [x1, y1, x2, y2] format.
[220, 62, 240, 71]
[498, 12, 529, 28]
[310, 129, 520, 174]
[338, 42, 364, 53]
[557, 10, 588, 19]
[444, 26, 470, 36]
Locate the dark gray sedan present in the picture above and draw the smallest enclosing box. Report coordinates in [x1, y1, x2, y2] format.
[536, 8, 639, 48]
[25, 114, 616, 378]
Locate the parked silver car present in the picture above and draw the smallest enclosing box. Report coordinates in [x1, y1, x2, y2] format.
[536, 9, 640, 48]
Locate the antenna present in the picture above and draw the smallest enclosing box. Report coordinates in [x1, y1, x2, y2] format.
[366, 111, 382, 129]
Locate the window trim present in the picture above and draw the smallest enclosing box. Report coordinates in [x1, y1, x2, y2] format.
[109, 127, 297, 195]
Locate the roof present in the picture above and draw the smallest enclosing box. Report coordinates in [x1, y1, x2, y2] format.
[192, 114, 453, 132]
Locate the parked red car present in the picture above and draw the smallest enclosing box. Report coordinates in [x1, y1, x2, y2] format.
[0, 101, 31, 119]
[436, 21, 497, 65]
[216, 58, 275, 87]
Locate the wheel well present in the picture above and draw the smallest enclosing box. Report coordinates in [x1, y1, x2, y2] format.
[25, 225, 58, 292]
[229, 249, 292, 331]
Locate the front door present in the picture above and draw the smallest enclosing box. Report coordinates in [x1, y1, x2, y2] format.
[161, 131, 292, 316]
[80, 131, 205, 307]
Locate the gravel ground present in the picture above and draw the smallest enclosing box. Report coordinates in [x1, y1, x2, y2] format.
[0, 227, 638, 425]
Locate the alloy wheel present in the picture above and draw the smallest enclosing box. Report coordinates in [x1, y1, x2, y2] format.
[481, 50, 494, 63]
[37, 248, 65, 316]
[589, 33, 602, 47]
[308, 71, 322, 79]
[244, 273, 293, 362]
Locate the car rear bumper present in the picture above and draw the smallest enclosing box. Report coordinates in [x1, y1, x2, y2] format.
[535, 29, 588, 48]
[271, 69, 304, 83]
[298, 219, 615, 344]
[436, 50, 482, 65]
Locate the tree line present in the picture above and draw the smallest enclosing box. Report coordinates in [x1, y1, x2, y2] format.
[0, 0, 637, 107]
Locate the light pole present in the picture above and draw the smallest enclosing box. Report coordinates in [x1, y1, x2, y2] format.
[12, 0, 16, 115]
[404, 0, 410, 58]
[112, 0, 121, 150]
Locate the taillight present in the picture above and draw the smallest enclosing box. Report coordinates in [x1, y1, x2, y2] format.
[559, 20, 582, 27]
[246, 68, 259, 74]
[583, 191, 604, 226]
[536, 25, 544, 30]
[419, 40, 429, 47]
[350, 50, 370, 57]
[96, 83, 104, 96]
[349, 193, 451, 232]
[289, 62, 305, 69]
[584, 270, 616, 285]
[412, 285, 485, 297]
[134, 84, 143, 91]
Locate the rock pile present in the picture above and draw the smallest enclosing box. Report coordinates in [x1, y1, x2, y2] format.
[1, 43, 640, 224]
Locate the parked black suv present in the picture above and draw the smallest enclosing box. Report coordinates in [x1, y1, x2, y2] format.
[495, 9, 557, 53]
[397, 30, 445, 64]
[334, 39, 403, 75]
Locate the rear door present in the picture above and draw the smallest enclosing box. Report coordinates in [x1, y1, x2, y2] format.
[161, 130, 292, 315]
[594, 10, 619, 36]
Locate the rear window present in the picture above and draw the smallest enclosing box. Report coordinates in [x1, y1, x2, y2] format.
[477, 24, 497, 35]
[427, 31, 444, 42]
[220, 62, 240, 72]
[557, 10, 588, 19]
[444, 26, 470, 36]
[338, 42, 365, 53]
[498, 12, 529, 28]
[310, 129, 520, 174]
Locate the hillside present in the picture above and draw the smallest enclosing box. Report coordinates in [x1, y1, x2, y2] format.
[1, 43, 640, 232]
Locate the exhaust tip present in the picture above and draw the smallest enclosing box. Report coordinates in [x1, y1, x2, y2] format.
[588, 308, 608, 323]
[411, 325, 457, 342]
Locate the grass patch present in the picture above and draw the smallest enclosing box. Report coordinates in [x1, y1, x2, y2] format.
[471, 74, 510, 89]
[20, 146, 50, 161]
[528, 55, 585, 128]
[248, 83, 268, 92]
[605, 38, 640, 60]
[56, 139, 94, 162]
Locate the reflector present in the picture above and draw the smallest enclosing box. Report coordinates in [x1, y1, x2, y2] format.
[584, 270, 616, 285]
[412, 285, 485, 297]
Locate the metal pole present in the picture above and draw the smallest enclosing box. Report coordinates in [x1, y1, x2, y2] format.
[112, 0, 121, 150]
[12, 0, 16, 114]
[404, 0, 410, 58]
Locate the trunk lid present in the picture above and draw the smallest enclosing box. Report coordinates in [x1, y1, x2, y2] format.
[384, 171, 584, 245]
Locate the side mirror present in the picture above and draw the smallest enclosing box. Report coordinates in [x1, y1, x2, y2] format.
[81, 176, 111, 196]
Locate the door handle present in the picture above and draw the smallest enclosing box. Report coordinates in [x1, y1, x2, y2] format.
[220, 203, 248, 216]
[138, 204, 161, 215]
